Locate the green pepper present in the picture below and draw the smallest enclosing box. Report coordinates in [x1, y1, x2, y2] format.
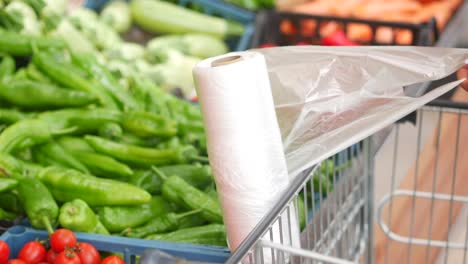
[17, 177, 58, 233]
[98, 196, 172, 233]
[127, 164, 212, 195]
[0, 79, 96, 110]
[0, 108, 30, 125]
[35, 141, 90, 174]
[159, 164, 213, 189]
[0, 31, 65, 56]
[0, 55, 15, 78]
[70, 52, 139, 111]
[145, 224, 227, 247]
[98, 122, 123, 140]
[122, 111, 177, 138]
[38, 166, 151, 206]
[0, 207, 16, 221]
[126, 169, 163, 195]
[0, 178, 17, 193]
[0, 119, 75, 153]
[85, 135, 201, 167]
[56, 136, 95, 153]
[70, 151, 133, 179]
[177, 212, 207, 229]
[38, 108, 121, 133]
[0, 192, 23, 214]
[32, 49, 118, 109]
[26, 63, 52, 84]
[123, 210, 200, 238]
[59, 199, 109, 235]
[0, 152, 42, 179]
[160, 173, 223, 223]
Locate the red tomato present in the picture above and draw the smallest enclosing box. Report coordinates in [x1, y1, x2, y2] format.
[47, 249, 58, 264]
[0, 241, 9, 264]
[75, 243, 100, 264]
[320, 30, 359, 46]
[55, 251, 81, 264]
[259, 43, 277, 48]
[8, 260, 26, 264]
[18, 241, 46, 264]
[37, 262, 49, 264]
[50, 229, 77, 253]
[101, 256, 124, 264]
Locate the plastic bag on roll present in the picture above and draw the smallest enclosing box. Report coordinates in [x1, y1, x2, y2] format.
[193, 46, 467, 260]
[257, 46, 467, 178]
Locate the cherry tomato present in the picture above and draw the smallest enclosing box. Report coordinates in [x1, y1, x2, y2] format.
[55, 251, 81, 264]
[75, 243, 100, 264]
[8, 260, 26, 264]
[259, 43, 277, 48]
[18, 241, 46, 264]
[50, 229, 77, 253]
[101, 256, 124, 264]
[320, 30, 359, 46]
[47, 249, 59, 264]
[0, 241, 10, 264]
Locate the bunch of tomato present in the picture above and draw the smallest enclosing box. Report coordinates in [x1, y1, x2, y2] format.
[0, 229, 124, 264]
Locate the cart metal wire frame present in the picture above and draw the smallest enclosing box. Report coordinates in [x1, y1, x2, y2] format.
[225, 98, 468, 264]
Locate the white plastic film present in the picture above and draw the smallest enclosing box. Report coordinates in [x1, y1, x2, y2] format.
[193, 46, 467, 257]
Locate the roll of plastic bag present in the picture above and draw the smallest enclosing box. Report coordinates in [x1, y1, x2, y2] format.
[193, 52, 301, 260]
[193, 46, 467, 260]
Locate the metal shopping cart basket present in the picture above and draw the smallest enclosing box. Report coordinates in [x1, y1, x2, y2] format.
[224, 92, 468, 264]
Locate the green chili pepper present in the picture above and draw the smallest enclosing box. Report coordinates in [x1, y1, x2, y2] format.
[98, 122, 123, 140]
[159, 172, 223, 223]
[69, 151, 133, 178]
[0, 31, 65, 56]
[127, 164, 212, 195]
[0, 207, 16, 221]
[145, 224, 227, 247]
[0, 108, 30, 125]
[35, 141, 90, 174]
[59, 199, 109, 235]
[126, 169, 163, 195]
[0, 79, 96, 110]
[38, 166, 151, 206]
[159, 164, 213, 189]
[32, 49, 118, 109]
[123, 210, 200, 238]
[0, 152, 42, 179]
[98, 196, 172, 233]
[177, 212, 207, 229]
[17, 177, 58, 233]
[25, 64, 52, 83]
[0, 55, 15, 78]
[0, 192, 23, 214]
[56, 136, 95, 153]
[122, 111, 177, 138]
[0, 178, 17, 193]
[0, 119, 75, 153]
[297, 196, 306, 231]
[70, 52, 139, 111]
[13, 68, 27, 80]
[85, 135, 201, 167]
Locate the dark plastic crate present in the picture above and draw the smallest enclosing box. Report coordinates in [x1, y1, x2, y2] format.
[1, 225, 230, 263]
[84, 0, 256, 51]
[251, 10, 439, 48]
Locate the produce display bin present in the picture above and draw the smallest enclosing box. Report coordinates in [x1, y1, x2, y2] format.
[84, 0, 256, 51]
[250, 10, 438, 47]
[0, 225, 230, 263]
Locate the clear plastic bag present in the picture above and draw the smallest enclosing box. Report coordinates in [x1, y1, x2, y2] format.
[257, 46, 467, 177]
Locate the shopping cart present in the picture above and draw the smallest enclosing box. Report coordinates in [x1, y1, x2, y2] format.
[224, 92, 468, 263]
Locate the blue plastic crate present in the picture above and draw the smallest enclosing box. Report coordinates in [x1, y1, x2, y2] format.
[1, 226, 230, 263]
[84, 0, 256, 51]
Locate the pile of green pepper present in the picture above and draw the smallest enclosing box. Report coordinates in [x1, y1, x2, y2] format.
[0, 27, 228, 246]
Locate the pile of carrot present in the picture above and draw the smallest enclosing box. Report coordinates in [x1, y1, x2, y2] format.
[278, 0, 463, 44]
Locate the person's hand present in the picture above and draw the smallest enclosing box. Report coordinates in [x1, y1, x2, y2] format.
[458, 64, 468, 92]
